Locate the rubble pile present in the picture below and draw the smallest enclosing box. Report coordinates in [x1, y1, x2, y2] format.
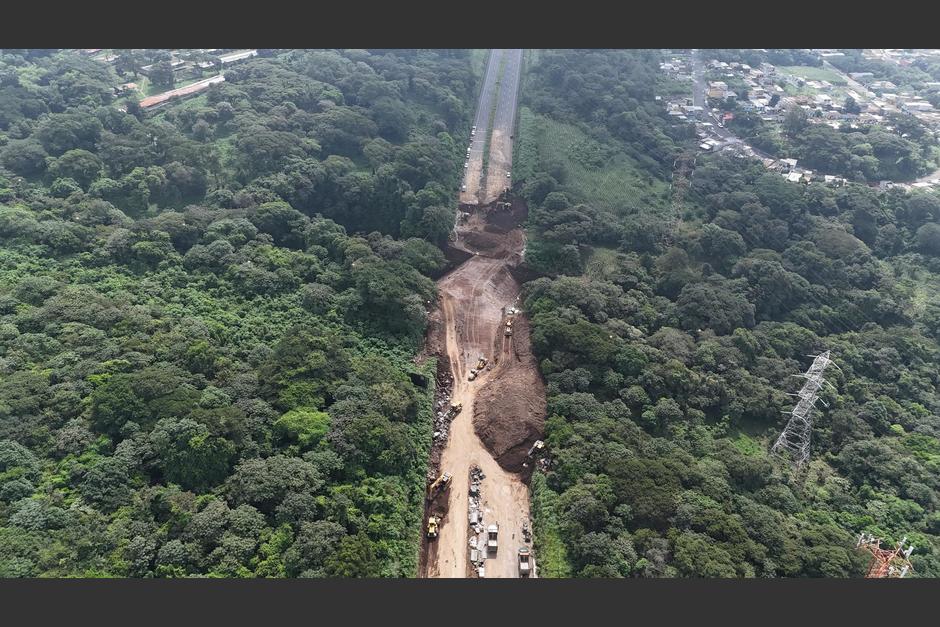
[468, 465, 487, 576]
[432, 369, 455, 444]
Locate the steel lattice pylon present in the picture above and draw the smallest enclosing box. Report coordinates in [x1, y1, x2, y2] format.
[857, 533, 914, 578]
[771, 351, 836, 468]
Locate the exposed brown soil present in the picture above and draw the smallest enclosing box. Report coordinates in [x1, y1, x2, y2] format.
[420, 194, 543, 578]
[473, 312, 546, 473]
[421, 49, 537, 578]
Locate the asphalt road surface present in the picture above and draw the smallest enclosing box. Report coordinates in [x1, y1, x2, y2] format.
[690, 50, 772, 160]
[692, 49, 706, 108]
[461, 50, 503, 204]
[483, 49, 523, 202]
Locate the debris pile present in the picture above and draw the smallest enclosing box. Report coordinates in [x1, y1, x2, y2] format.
[432, 369, 456, 444]
[468, 465, 487, 576]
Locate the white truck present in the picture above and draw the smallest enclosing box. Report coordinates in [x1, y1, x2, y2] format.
[487, 523, 499, 553]
[518, 547, 531, 577]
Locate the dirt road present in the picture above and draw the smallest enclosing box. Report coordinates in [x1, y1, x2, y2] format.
[422, 48, 537, 579]
[424, 197, 543, 579]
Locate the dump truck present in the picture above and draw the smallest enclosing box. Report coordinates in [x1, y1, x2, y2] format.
[518, 547, 531, 577]
[505, 318, 514, 336]
[428, 472, 452, 499]
[427, 515, 441, 539]
[487, 523, 499, 553]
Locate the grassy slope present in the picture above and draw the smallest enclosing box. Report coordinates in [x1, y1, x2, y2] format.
[518, 107, 669, 215]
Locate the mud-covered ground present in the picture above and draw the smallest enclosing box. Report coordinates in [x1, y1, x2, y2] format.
[420, 196, 543, 578]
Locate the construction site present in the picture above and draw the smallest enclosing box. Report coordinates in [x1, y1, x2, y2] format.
[419, 48, 923, 581]
[418, 49, 546, 578]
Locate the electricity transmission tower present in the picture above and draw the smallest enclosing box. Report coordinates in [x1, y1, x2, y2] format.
[857, 533, 915, 578]
[770, 351, 837, 468]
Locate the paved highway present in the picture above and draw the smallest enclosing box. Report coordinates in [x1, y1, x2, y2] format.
[461, 50, 503, 204]
[483, 49, 523, 202]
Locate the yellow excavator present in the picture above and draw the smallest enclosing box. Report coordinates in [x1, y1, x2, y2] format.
[527, 440, 545, 458]
[428, 472, 452, 499]
[476, 355, 487, 370]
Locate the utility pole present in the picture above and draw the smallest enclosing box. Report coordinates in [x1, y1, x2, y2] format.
[771, 351, 837, 468]
[856, 533, 915, 578]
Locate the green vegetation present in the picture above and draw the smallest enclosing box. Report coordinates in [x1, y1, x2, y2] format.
[707, 49, 824, 69]
[729, 105, 939, 182]
[0, 48, 477, 577]
[518, 49, 940, 578]
[777, 66, 847, 85]
[517, 109, 669, 215]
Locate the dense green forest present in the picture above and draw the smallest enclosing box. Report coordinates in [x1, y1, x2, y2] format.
[518, 49, 940, 578]
[0, 48, 476, 577]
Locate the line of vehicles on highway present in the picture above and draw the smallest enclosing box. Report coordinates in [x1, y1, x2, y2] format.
[461, 125, 512, 194]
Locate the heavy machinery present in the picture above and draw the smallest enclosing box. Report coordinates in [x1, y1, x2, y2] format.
[449, 402, 462, 416]
[428, 472, 452, 499]
[527, 440, 545, 458]
[518, 547, 531, 577]
[468, 370, 478, 381]
[487, 523, 499, 553]
[476, 355, 487, 370]
[504, 318, 514, 336]
[427, 515, 441, 539]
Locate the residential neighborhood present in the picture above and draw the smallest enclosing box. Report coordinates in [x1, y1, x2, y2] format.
[659, 49, 940, 191]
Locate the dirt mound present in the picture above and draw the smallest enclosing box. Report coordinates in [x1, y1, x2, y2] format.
[472, 314, 546, 472]
[485, 206, 522, 231]
[462, 229, 505, 252]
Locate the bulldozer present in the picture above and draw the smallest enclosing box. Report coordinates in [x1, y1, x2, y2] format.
[428, 472, 452, 499]
[449, 402, 462, 416]
[427, 515, 441, 539]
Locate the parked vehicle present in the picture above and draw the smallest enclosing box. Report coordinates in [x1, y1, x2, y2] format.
[487, 523, 499, 553]
[518, 547, 531, 577]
